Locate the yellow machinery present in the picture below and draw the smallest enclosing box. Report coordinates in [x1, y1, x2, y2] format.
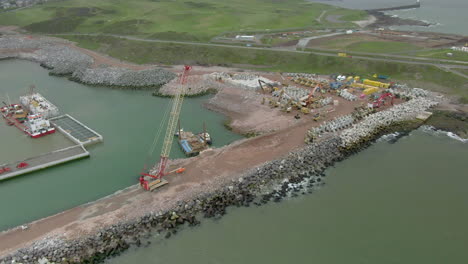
[313, 113, 321, 121]
[301, 107, 310, 114]
[363, 79, 390, 88]
[363, 87, 379, 95]
[351, 82, 380, 95]
[338, 52, 348, 57]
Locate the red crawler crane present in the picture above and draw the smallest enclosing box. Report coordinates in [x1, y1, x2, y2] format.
[373, 92, 394, 108]
[139, 65, 192, 191]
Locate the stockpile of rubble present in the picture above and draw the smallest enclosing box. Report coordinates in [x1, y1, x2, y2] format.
[71, 67, 175, 87]
[339, 89, 357, 101]
[388, 85, 430, 99]
[210, 72, 275, 91]
[306, 114, 356, 142]
[157, 74, 229, 96]
[272, 86, 309, 102]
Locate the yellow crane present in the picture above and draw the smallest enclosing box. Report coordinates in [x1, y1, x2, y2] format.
[139, 65, 192, 191]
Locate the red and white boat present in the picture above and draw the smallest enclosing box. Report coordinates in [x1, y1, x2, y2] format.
[1, 105, 55, 138]
[24, 114, 56, 138]
[1, 91, 58, 138]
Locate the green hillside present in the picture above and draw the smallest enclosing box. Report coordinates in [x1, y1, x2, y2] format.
[0, 0, 366, 41]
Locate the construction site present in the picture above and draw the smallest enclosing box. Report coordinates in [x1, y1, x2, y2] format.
[0, 37, 446, 264]
[139, 64, 434, 192]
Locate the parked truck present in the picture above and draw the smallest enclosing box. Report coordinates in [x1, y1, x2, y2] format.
[338, 52, 352, 58]
[373, 74, 390, 80]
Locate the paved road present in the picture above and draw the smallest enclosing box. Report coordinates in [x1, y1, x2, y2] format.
[297, 32, 345, 49]
[305, 47, 468, 65]
[52, 33, 468, 75]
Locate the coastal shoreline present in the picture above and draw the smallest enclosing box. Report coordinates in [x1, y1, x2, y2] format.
[365, 10, 431, 29]
[0, 29, 466, 264]
[0, 95, 442, 263]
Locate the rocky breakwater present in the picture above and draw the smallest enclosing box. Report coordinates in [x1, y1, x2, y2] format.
[0, 36, 175, 88]
[1, 36, 92, 75]
[340, 98, 438, 150]
[154, 74, 229, 97]
[0, 87, 439, 263]
[0, 136, 346, 264]
[71, 67, 175, 88]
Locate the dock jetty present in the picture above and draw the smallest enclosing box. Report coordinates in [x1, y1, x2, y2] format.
[0, 114, 103, 181]
[366, 1, 421, 12]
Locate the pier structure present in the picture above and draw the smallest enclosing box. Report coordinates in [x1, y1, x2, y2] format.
[0, 115, 103, 181]
[49, 114, 103, 146]
[0, 145, 89, 181]
[366, 1, 421, 12]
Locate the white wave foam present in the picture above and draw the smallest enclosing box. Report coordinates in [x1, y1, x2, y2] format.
[378, 132, 400, 142]
[421, 125, 467, 143]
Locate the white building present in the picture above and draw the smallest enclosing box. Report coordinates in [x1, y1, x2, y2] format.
[235, 35, 255, 41]
[451, 46, 468, 52]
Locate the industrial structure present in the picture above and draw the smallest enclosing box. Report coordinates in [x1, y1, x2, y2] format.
[139, 65, 193, 191]
[0, 89, 103, 181]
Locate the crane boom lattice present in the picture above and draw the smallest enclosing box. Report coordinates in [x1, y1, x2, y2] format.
[153, 65, 192, 179]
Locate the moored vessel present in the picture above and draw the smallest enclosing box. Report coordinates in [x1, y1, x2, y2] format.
[1, 90, 57, 138]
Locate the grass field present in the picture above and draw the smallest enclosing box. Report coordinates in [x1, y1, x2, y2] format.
[458, 69, 468, 75]
[0, 0, 366, 41]
[345, 41, 420, 53]
[307, 34, 422, 53]
[63, 35, 468, 102]
[410, 49, 468, 62]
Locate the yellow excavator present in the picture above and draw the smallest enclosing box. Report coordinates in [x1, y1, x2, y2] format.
[258, 79, 276, 93]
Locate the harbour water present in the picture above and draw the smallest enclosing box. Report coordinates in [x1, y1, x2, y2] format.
[385, 0, 468, 35]
[313, 0, 468, 35]
[109, 129, 468, 264]
[0, 60, 243, 231]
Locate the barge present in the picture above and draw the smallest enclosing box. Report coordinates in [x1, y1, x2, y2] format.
[177, 130, 212, 157]
[1, 92, 59, 138]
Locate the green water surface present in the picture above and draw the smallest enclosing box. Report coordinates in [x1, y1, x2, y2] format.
[109, 130, 468, 264]
[0, 60, 242, 231]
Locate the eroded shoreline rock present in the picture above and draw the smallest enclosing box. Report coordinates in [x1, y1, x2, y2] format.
[0, 36, 176, 88]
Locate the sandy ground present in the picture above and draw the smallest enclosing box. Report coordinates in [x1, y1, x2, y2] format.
[0, 79, 363, 257]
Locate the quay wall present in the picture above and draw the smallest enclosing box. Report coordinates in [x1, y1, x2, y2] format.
[366, 2, 420, 12]
[50, 114, 104, 146]
[0, 146, 89, 181]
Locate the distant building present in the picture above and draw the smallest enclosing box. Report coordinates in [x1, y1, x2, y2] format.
[0, 0, 49, 10]
[451, 46, 468, 52]
[235, 35, 255, 41]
